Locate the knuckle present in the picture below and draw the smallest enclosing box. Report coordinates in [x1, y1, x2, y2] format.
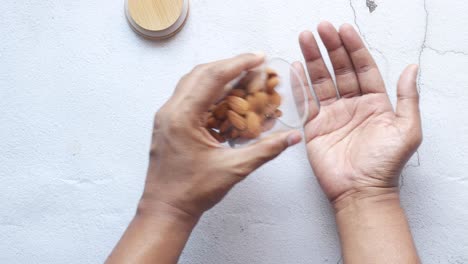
[211, 68, 228, 82]
[154, 108, 168, 128]
[312, 76, 330, 85]
[179, 73, 191, 83]
[191, 63, 225, 84]
[232, 165, 251, 178]
[149, 140, 159, 158]
[334, 65, 354, 76]
[263, 141, 283, 156]
[263, 144, 278, 155]
[192, 63, 210, 75]
[237, 53, 258, 64]
[356, 63, 375, 74]
[203, 65, 226, 81]
[227, 155, 254, 178]
[192, 62, 230, 84]
[155, 106, 189, 134]
[166, 113, 186, 133]
[235, 53, 251, 59]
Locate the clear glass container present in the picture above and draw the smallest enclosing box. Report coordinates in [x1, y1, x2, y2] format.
[227, 57, 319, 147]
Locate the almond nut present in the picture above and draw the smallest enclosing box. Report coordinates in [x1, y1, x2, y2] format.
[269, 90, 281, 106]
[246, 95, 258, 112]
[229, 89, 247, 98]
[209, 104, 216, 112]
[253, 92, 269, 113]
[227, 110, 247, 130]
[206, 117, 219, 128]
[266, 77, 280, 93]
[209, 67, 283, 142]
[266, 67, 278, 78]
[213, 101, 229, 120]
[274, 109, 283, 118]
[245, 112, 261, 137]
[264, 104, 277, 118]
[227, 96, 249, 115]
[229, 128, 240, 139]
[246, 72, 266, 94]
[240, 129, 258, 139]
[219, 119, 232, 134]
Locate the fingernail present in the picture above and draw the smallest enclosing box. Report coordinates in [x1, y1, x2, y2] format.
[287, 131, 303, 146]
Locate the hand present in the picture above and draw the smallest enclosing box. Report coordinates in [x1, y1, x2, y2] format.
[296, 22, 422, 209]
[107, 54, 303, 264]
[140, 53, 302, 221]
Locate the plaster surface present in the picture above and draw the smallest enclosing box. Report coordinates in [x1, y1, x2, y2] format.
[1, 0, 467, 263]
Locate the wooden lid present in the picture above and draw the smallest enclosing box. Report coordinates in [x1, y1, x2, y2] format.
[125, 0, 189, 39]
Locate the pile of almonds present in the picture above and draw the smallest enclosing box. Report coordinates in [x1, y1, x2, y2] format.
[206, 68, 282, 143]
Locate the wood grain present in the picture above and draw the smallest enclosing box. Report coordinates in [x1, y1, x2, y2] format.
[128, 0, 184, 31]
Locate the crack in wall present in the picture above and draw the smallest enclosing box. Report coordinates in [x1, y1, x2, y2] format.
[417, 0, 429, 94]
[412, 0, 468, 173]
[412, 0, 429, 169]
[350, 0, 390, 81]
[425, 46, 468, 56]
[407, 151, 421, 168]
[402, 151, 422, 190]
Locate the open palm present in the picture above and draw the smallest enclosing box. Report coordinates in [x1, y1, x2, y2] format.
[295, 22, 422, 203]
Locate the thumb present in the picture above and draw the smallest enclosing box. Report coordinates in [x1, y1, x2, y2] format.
[230, 130, 303, 176]
[396, 64, 421, 128]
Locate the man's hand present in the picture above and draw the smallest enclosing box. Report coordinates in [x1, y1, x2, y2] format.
[297, 22, 422, 208]
[142, 53, 302, 220]
[296, 21, 422, 263]
[106, 53, 302, 264]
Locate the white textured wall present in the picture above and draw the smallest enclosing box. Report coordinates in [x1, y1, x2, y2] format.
[1, 0, 467, 263]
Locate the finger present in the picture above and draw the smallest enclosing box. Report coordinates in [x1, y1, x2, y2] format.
[299, 30, 338, 104]
[230, 130, 303, 176]
[396, 65, 421, 128]
[317, 21, 361, 98]
[291, 61, 320, 122]
[177, 53, 265, 113]
[338, 24, 386, 94]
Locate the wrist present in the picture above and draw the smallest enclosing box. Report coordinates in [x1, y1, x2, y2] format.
[332, 188, 419, 263]
[136, 197, 200, 230]
[334, 188, 409, 238]
[333, 186, 401, 215]
[107, 198, 199, 264]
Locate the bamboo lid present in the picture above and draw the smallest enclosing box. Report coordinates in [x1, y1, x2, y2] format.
[125, 0, 189, 39]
